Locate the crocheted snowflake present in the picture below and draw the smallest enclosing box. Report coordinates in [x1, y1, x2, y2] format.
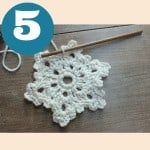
[24, 40, 111, 127]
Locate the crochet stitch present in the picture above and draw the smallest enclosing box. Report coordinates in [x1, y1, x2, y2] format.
[24, 40, 111, 127]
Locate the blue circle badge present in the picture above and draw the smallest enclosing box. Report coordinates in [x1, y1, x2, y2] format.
[2, 3, 54, 55]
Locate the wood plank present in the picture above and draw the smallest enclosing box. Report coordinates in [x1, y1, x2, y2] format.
[0, 25, 150, 132]
[52, 25, 142, 49]
[54, 24, 131, 35]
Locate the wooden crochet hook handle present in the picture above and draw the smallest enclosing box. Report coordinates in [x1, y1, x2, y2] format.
[41, 30, 143, 58]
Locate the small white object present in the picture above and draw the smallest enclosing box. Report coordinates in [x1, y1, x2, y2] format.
[0, 45, 21, 72]
[24, 40, 111, 127]
[51, 40, 59, 51]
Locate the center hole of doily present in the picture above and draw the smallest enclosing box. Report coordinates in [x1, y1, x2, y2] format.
[63, 76, 73, 84]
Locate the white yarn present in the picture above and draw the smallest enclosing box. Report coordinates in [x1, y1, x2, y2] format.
[0, 45, 22, 72]
[24, 40, 111, 127]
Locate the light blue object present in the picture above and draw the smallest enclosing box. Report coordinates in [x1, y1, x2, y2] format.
[0, 45, 21, 72]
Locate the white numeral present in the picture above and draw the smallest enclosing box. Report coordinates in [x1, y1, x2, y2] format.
[13, 10, 41, 41]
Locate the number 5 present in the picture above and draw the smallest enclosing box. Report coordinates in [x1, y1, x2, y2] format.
[13, 10, 41, 41]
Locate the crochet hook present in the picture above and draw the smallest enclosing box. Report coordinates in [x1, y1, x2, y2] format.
[42, 30, 143, 58]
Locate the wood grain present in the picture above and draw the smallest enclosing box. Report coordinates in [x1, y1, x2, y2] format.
[0, 25, 150, 132]
[54, 24, 131, 35]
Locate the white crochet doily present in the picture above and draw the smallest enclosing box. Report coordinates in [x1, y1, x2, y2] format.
[24, 40, 111, 127]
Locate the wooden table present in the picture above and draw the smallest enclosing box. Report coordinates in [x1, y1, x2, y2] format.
[0, 25, 150, 132]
